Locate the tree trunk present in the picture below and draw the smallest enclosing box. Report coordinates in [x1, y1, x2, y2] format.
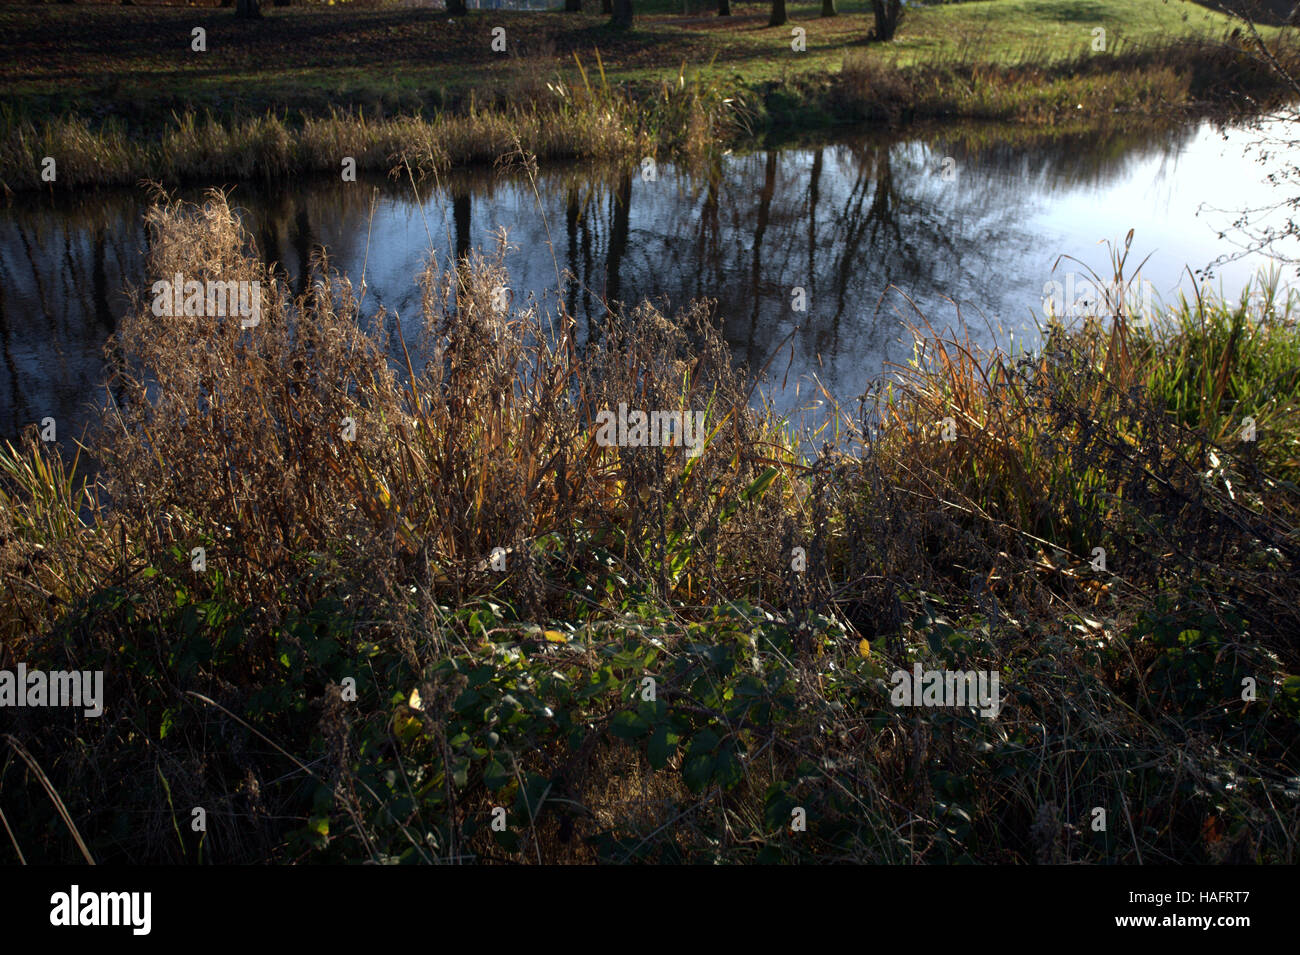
[717, 0, 730, 14]
[447, 0, 467, 13]
[870, 0, 902, 41]
[610, 0, 632, 28]
[565, 0, 581, 10]
[768, 0, 787, 27]
[601, 0, 611, 14]
[235, 0, 261, 19]
[821, 0, 836, 16]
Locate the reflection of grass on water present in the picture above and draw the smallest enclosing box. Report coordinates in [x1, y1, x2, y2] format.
[3, 190, 1298, 864]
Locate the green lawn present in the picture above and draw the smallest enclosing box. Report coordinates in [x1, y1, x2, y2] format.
[0, 0, 1276, 125]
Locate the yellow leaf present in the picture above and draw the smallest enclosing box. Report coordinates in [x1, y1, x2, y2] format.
[543, 629, 567, 643]
[408, 688, 423, 711]
[858, 639, 871, 658]
[393, 710, 421, 741]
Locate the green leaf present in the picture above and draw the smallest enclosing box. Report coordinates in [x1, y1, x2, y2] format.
[763, 782, 795, 831]
[682, 751, 713, 793]
[306, 633, 338, 667]
[681, 729, 722, 793]
[483, 757, 511, 791]
[756, 844, 783, 864]
[452, 689, 482, 713]
[742, 466, 779, 503]
[306, 815, 330, 849]
[688, 727, 721, 753]
[713, 742, 744, 791]
[610, 709, 651, 741]
[647, 723, 679, 769]
[514, 773, 551, 817]
[576, 668, 617, 700]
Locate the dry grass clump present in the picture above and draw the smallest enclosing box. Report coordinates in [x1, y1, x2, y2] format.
[834, 34, 1300, 122]
[828, 259, 1300, 663]
[0, 114, 138, 189]
[86, 189, 780, 629]
[0, 59, 732, 192]
[101, 190, 394, 617]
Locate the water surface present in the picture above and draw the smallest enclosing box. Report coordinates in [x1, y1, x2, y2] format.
[2, 116, 1296, 443]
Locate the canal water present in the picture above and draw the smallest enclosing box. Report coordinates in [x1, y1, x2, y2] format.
[2, 114, 1296, 443]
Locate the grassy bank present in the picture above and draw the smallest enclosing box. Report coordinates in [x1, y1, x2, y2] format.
[1, 192, 1298, 863]
[1, 0, 1297, 190]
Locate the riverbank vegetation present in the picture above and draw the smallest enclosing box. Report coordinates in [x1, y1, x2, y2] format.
[2, 0, 1298, 190]
[2, 190, 1297, 863]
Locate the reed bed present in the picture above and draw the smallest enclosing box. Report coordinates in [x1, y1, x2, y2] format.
[0, 55, 740, 192]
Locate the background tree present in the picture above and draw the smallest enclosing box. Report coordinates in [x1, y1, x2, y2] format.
[821, 0, 836, 16]
[447, 0, 468, 14]
[718, 0, 730, 15]
[769, 0, 787, 27]
[565, 0, 582, 10]
[869, 0, 902, 40]
[611, 0, 632, 28]
[602, 0, 612, 14]
[235, 0, 261, 19]
[1197, 2, 1300, 275]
